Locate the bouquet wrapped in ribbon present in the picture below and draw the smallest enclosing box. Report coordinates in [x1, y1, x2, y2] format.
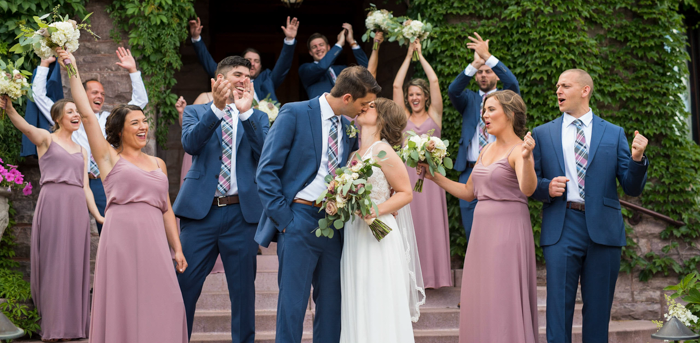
[253, 95, 280, 124]
[397, 17, 434, 61]
[362, 4, 398, 50]
[13, 7, 98, 78]
[315, 151, 393, 242]
[0, 60, 31, 118]
[400, 129, 453, 192]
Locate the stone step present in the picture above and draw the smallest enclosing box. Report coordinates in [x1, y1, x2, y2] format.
[412, 307, 460, 330]
[537, 320, 659, 343]
[259, 242, 277, 255]
[414, 329, 459, 343]
[257, 254, 278, 271]
[192, 309, 313, 334]
[202, 272, 278, 293]
[538, 303, 583, 328]
[197, 291, 283, 311]
[190, 332, 313, 343]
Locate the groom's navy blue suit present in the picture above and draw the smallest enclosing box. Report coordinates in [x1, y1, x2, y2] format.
[173, 101, 268, 343]
[531, 113, 648, 343]
[256, 96, 358, 343]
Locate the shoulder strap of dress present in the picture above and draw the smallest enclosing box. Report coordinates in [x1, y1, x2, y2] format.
[363, 141, 384, 159]
[505, 143, 519, 158]
[478, 143, 492, 163]
[153, 157, 159, 169]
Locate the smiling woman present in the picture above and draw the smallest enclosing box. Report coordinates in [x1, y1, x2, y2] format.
[105, 104, 147, 149]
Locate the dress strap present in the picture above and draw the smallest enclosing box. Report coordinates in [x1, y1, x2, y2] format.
[153, 157, 160, 169]
[477, 143, 493, 164]
[362, 140, 385, 159]
[505, 144, 519, 158]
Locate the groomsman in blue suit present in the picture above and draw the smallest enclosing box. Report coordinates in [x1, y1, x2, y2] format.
[447, 33, 520, 243]
[188, 16, 299, 102]
[531, 69, 649, 343]
[299, 23, 369, 99]
[173, 56, 269, 343]
[255, 66, 380, 343]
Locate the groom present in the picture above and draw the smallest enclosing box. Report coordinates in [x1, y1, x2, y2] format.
[173, 56, 269, 343]
[255, 66, 380, 343]
[531, 69, 649, 343]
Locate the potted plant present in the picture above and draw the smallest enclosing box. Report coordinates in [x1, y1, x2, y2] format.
[0, 157, 32, 241]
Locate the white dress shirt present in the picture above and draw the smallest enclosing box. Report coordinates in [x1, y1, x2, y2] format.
[191, 36, 296, 102]
[32, 66, 149, 158]
[210, 103, 254, 196]
[464, 56, 500, 162]
[296, 94, 342, 201]
[561, 109, 593, 204]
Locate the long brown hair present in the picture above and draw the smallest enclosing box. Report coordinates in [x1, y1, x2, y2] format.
[484, 90, 528, 138]
[374, 98, 407, 147]
[50, 99, 75, 132]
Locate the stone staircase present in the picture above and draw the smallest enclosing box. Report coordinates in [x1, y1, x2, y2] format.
[20, 242, 659, 343]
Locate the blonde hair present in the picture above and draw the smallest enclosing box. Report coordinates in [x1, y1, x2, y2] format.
[403, 78, 430, 114]
[50, 99, 74, 132]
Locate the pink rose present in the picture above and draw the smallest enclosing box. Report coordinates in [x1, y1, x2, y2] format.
[327, 180, 337, 194]
[426, 140, 436, 152]
[325, 200, 338, 216]
[351, 160, 359, 166]
[22, 182, 32, 196]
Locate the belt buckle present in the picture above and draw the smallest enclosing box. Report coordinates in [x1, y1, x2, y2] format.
[217, 196, 227, 207]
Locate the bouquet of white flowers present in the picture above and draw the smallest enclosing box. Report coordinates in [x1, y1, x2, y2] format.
[399, 129, 452, 192]
[13, 7, 98, 78]
[397, 16, 434, 61]
[0, 60, 32, 118]
[253, 95, 280, 125]
[362, 4, 398, 50]
[315, 152, 393, 242]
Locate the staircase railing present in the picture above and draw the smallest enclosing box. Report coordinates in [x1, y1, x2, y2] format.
[620, 200, 686, 227]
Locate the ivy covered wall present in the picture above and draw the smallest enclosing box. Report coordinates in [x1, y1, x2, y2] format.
[408, 0, 700, 280]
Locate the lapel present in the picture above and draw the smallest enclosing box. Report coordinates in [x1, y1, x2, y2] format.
[549, 115, 566, 174]
[206, 101, 223, 142]
[235, 119, 244, 152]
[340, 117, 350, 166]
[253, 80, 264, 100]
[587, 114, 606, 165]
[308, 98, 323, 169]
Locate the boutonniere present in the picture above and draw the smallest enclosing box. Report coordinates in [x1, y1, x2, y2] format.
[346, 121, 359, 138]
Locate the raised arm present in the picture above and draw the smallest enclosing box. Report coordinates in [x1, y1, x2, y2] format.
[447, 51, 481, 114]
[367, 31, 384, 79]
[270, 16, 299, 89]
[115, 48, 149, 109]
[82, 149, 104, 224]
[189, 17, 217, 78]
[393, 43, 415, 113]
[618, 129, 649, 196]
[58, 49, 116, 175]
[299, 35, 344, 88]
[415, 40, 443, 124]
[31, 57, 57, 125]
[0, 96, 51, 150]
[343, 23, 369, 67]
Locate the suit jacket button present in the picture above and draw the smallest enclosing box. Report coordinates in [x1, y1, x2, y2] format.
[214, 174, 219, 179]
[219, 156, 222, 160]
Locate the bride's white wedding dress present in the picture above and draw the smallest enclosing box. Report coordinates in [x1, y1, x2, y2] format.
[340, 140, 425, 343]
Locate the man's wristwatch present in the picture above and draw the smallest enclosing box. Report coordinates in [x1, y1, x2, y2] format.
[351, 42, 359, 48]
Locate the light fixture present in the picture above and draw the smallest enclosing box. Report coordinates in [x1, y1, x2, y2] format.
[651, 316, 700, 343]
[281, 0, 303, 8]
[0, 310, 24, 341]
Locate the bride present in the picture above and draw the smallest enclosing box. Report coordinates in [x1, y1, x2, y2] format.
[340, 98, 426, 342]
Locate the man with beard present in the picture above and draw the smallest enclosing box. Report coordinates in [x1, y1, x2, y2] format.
[300, 23, 369, 99]
[188, 16, 298, 102]
[447, 33, 520, 245]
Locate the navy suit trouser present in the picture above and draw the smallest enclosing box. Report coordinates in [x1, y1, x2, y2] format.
[89, 178, 106, 234]
[543, 208, 621, 343]
[276, 203, 342, 343]
[178, 203, 258, 343]
[459, 166, 477, 244]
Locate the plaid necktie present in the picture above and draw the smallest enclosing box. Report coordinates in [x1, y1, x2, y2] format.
[327, 116, 340, 175]
[478, 93, 488, 152]
[573, 119, 588, 199]
[216, 105, 235, 196]
[329, 68, 337, 84]
[88, 155, 100, 178]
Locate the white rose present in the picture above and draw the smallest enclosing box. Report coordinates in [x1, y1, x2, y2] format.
[410, 20, 424, 32]
[350, 163, 362, 172]
[336, 194, 347, 208]
[65, 40, 79, 53]
[351, 173, 359, 179]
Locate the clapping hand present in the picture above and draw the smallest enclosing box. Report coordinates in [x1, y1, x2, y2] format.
[342, 23, 356, 45]
[631, 130, 648, 162]
[115, 47, 137, 73]
[174, 251, 188, 273]
[211, 78, 231, 111]
[189, 17, 203, 40]
[175, 96, 187, 116]
[337, 28, 347, 47]
[521, 132, 535, 159]
[281, 16, 299, 40]
[234, 78, 254, 113]
[467, 32, 491, 61]
[472, 50, 485, 68]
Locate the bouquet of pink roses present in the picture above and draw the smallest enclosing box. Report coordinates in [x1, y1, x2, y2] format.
[315, 151, 393, 242]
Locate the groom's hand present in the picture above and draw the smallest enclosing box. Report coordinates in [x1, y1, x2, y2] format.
[211, 78, 231, 111]
[548, 176, 569, 198]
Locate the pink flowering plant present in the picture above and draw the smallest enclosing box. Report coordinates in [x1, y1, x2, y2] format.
[0, 157, 33, 196]
[314, 151, 393, 242]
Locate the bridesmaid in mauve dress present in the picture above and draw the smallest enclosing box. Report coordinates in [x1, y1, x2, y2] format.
[393, 39, 452, 288]
[59, 49, 189, 343]
[424, 91, 539, 342]
[1, 96, 103, 341]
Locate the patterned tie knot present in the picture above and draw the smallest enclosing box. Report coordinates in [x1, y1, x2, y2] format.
[573, 119, 584, 129]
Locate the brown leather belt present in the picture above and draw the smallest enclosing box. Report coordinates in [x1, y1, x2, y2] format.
[293, 199, 322, 208]
[88, 174, 99, 180]
[466, 161, 477, 169]
[566, 202, 585, 212]
[213, 195, 240, 207]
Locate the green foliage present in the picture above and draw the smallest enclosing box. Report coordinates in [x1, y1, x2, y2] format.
[0, 0, 88, 164]
[0, 203, 41, 338]
[408, 0, 700, 276]
[107, 0, 196, 148]
[664, 271, 700, 340]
